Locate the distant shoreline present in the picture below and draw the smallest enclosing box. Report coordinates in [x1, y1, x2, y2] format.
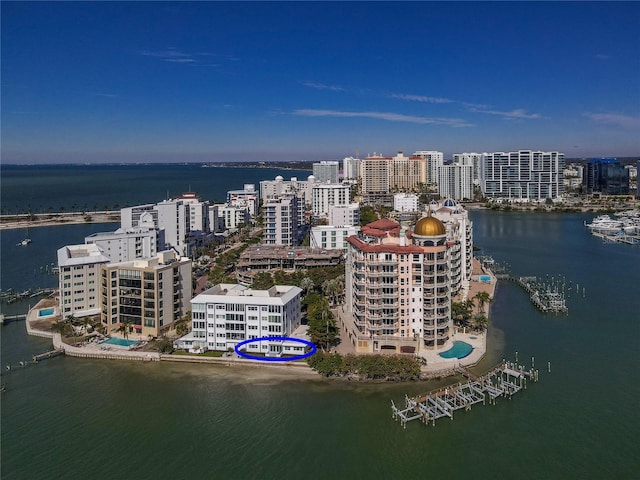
[0, 212, 120, 231]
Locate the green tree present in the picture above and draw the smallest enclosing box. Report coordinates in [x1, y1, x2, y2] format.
[299, 277, 315, 295]
[175, 321, 190, 337]
[451, 300, 473, 327]
[470, 313, 489, 332]
[306, 298, 338, 350]
[118, 320, 133, 341]
[359, 205, 378, 225]
[474, 291, 492, 313]
[252, 272, 275, 290]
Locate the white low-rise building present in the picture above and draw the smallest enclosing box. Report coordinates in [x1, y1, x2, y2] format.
[215, 203, 250, 231]
[310, 225, 360, 250]
[177, 284, 305, 357]
[85, 226, 160, 263]
[227, 184, 259, 217]
[312, 184, 350, 217]
[393, 193, 419, 212]
[328, 203, 360, 226]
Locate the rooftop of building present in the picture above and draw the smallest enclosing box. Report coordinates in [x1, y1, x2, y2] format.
[194, 283, 302, 303]
[239, 245, 344, 261]
[57, 243, 111, 267]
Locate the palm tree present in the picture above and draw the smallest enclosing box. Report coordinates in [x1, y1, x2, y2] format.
[322, 279, 339, 306]
[474, 291, 492, 313]
[300, 277, 314, 295]
[470, 313, 489, 332]
[118, 320, 133, 341]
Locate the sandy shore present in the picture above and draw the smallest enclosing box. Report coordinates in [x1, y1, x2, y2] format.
[0, 212, 121, 230]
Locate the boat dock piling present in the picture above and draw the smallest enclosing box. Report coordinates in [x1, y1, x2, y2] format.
[391, 361, 539, 429]
[513, 276, 568, 313]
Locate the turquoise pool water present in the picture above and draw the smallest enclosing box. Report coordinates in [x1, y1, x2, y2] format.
[100, 337, 139, 347]
[439, 341, 473, 359]
[480, 275, 491, 282]
[37, 308, 55, 317]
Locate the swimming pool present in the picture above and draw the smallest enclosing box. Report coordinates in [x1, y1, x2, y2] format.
[100, 337, 139, 347]
[439, 341, 474, 359]
[480, 275, 491, 282]
[38, 308, 55, 318]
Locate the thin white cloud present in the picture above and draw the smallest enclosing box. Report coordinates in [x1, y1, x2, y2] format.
[390, 93, 453, 104]
[92, 93, 119, 98]
[303, 82, 345, 92]
[595, 54, 612, 61]
[292, 109, 474, 127]
[585, 112, 640, 129]
[137, 48, 223, 66]
[468, 107, 541, 120]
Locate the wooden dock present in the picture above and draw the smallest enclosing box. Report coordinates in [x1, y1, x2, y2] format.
[512, 276, 568, 314]
[33, 349, 65, 362]
[590, 231, 639, 245]
[391, 361, 539, 429]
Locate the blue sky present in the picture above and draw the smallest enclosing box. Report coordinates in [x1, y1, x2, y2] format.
[2, 1, 639, 163]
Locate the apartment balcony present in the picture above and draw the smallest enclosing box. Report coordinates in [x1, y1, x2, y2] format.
[119, 288, 141, 298]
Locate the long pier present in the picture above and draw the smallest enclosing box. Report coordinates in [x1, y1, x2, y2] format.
[391, 361, 539, 429]
[590, 231, 639, 245]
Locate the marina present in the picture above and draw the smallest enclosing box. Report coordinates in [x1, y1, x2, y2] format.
[477, 256, 571, 313]
[391, 361, 539, 429]
[584, 210, 640, 245]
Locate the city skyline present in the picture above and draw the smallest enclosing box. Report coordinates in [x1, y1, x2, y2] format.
[2, 1, 639, 164]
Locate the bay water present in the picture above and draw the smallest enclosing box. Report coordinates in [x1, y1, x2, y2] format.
[1, 167, 639, 479]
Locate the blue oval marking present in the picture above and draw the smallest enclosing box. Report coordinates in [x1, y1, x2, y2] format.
[234, 336, 316, 362]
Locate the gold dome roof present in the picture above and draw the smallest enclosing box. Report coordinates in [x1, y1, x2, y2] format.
[413, 213, 446, 236]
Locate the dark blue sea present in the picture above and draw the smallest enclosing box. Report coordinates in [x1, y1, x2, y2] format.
[1, 166, 639, 479]
[0, 163, 311, 215]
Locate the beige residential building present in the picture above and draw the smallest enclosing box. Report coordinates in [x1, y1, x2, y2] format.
[100, 250, 192, 338]
[344, 214, 453, 355]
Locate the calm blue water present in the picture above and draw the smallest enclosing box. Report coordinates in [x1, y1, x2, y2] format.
[1, 169, 639, 479]
[0, 164, 311, 214]
[36, 308, 55, 317]
[439, 340, 474, 359]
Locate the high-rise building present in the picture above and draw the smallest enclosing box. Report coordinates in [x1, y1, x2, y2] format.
[480, 150, 564, 201]
[413, 151, 444, 186]
[263, 195, 299, 246]
[429, 200, 473, 296]
[311, 184, 350, 216]
[85, 226, 161, 263]
[100, 250, 192, 338]
[583, 158, 630, 195]
[453, 153, 484, 185]
[389, 151, 423, 191]
[438, 164, 474, 201]
[227, 184, 259, 217]
[328, 203, 360, 226]
[344, 214, 453, 354]
[121, 193, 211, 256]
[58, 244, 111, 318]
[343, 156, 361, 181]
[312, 161, 339, 184]
[177, 284, 303, 357]
[360, 154, 390, 195]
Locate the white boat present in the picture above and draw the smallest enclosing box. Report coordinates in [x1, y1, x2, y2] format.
[585, 215, 635, 234]
[17, 238, 31, 246]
